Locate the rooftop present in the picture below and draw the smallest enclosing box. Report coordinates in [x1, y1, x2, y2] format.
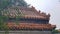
[1, 6, 50, 20]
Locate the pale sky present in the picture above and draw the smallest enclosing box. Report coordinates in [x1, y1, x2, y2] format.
[25, 0, 60, 29]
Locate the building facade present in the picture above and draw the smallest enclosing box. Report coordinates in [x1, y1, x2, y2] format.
[1, 6, 56, 31]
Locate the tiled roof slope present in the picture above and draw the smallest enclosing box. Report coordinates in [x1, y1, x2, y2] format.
[7, 22, 56, 30]
[2, 6, 50, 20]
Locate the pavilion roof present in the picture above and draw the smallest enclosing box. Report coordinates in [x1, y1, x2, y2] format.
[2, 6, 50, 20]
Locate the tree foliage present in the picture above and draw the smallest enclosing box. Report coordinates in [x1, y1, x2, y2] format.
[0, 0, 10, 9]
[52, 30, 59, 33]
[0, 0, 28, 9]
[10, 0, 28, 7]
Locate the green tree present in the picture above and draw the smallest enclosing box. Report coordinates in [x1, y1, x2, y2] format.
[0, 0, 10, 9]
[0, 16, 8, 30]
[0, 0, 28, 9]
[52, 30, 59, 33]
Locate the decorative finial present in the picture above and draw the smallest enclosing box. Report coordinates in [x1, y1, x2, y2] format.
[39, 10, 41, 13]
[48, 13, 50, 17]
[31, 6, 35, 9]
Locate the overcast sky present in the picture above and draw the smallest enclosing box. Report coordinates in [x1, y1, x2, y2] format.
[25, 0, 60, 29]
